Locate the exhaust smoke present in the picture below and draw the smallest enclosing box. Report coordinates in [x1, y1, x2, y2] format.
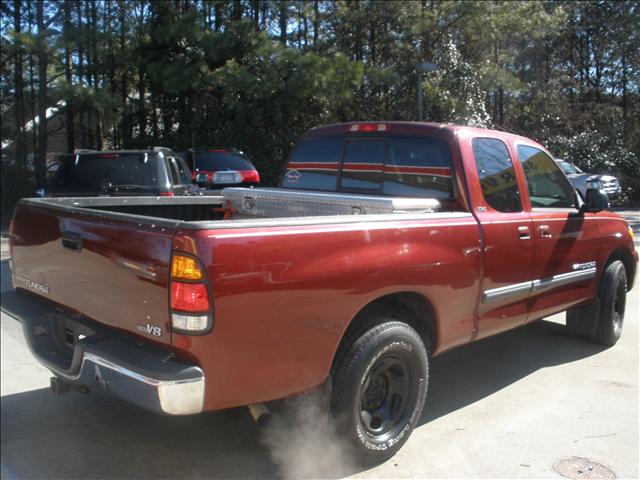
[259, 394, 357, 479]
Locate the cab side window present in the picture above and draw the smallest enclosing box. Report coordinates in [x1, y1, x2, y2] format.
[517, 145, 575, 209]
[472, 138, 521, 213]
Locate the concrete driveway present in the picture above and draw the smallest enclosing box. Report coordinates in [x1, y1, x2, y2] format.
[1, 212, 638, 479]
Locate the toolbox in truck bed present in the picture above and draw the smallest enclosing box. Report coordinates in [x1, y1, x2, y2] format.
[221, 187, 441, 218]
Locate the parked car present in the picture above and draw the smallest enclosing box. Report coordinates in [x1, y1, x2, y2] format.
[9, 122, 637, 462]
[183, 148, 260, 188]
[555, 158, 622, 204]
[43, 148, 198, 197]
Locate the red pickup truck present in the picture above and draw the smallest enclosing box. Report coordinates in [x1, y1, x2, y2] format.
[8, 122, 637, 461]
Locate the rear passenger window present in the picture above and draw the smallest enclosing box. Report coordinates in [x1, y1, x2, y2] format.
[340, 140, 384, 191]
[176, 157, 191, 185]
[166, 157, 180, 185]
[282, 138, 342, 191]
[384, 138, 453, 198]
[473, 138, 521, 212]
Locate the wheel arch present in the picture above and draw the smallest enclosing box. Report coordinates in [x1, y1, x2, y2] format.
[331, 291, 438, 375]
[605, 247, 636, 291]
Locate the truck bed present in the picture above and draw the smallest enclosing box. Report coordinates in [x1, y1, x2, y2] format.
[10, 191, 479, 410]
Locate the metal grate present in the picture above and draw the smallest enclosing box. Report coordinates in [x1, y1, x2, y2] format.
[552, 457, 616, 480]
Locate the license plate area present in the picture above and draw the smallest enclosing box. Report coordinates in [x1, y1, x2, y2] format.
[214, 171, 241, 184]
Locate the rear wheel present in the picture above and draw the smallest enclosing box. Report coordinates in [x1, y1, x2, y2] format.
[591, 260, 627, 346]
[330, 318, 428, 462]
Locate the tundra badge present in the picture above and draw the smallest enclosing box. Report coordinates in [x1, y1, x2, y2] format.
[17, 276, 50, 295]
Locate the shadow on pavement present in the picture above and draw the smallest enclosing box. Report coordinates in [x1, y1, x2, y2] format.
[0, 261, 607, 479]
[1, 389, 277, 479]
[422, 319, 605, 425]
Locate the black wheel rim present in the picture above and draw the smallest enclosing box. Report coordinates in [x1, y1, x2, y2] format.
[358, 354, 413, 442]
[613, 280, 626, 336]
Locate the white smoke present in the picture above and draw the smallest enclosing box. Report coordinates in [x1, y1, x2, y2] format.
[260, 395, 357, 479]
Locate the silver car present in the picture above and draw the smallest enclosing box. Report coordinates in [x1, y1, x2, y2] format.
[555, 159, 622, 204]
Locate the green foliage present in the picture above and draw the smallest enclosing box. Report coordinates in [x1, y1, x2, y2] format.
[1, 0, 639, 201]
[547, 131, 640, 199]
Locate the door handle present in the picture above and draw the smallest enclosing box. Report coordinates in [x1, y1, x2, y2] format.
[518, 226, 531, 240]
[61, 232, 83, 252]
[539, 225, 552, 239]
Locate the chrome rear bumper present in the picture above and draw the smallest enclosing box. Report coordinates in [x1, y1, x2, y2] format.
[10, 289, 205, 415]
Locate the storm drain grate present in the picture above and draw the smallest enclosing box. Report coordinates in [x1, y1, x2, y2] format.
[552, 457, 616, 480]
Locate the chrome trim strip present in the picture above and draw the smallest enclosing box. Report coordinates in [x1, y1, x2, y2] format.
[532, 268, 596, 291]
[482, 267, 597, 303]
[482, 280, 533, 303]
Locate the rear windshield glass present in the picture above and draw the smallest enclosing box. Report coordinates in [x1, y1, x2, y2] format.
[193, 152, 254, 171]
[51, 153, 157, 192]
[384, 138, 453, 197]
[282, 136, 453, 198]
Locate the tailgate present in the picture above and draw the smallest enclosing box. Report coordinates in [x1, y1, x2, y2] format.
[10, 201, 178, 345]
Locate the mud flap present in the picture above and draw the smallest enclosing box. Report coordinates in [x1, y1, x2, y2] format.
[566, 297, 600, 335]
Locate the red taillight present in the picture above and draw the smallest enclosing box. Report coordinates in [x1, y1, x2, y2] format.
[159, 191, 175, 197]
[98, 153, 118, 158]
[348, 123, 389, 132]
[171, 282, 210, 312]
[208, 149, 228, 152]
[170, 253, 212, 333]
[240, 170, 260, 183]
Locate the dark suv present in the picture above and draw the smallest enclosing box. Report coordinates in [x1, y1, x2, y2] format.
[45, 148, 198, 197]
[183, 148, 260, 188]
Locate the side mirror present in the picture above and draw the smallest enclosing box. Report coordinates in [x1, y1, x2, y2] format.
[580, 188, 609, 214]
[35, 188, 46, 198]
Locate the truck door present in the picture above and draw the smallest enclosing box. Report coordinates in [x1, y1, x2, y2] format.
[515, 145, 600, 321]
[466, 137, 535, 340]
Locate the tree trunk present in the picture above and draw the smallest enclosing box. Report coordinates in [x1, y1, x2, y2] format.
[119, 2, 131, 147]
[214, 1, 222, 31]
[252, 0, 259, 31]
[13, 0, 26, 173]
[279, 2, 287, 46]
[354, 0, 362, 62]
[76, 1, 87, 148]
[90, 0, 102, 149]
[621, 50, 627, 142]
[313, 0, 319, 45]
[27, 0, 37, 160]
[63, 0, 75, 153]
[36, 0, 47, 188]
[106, 0, 116, 147]
[232, 0, 242, 21]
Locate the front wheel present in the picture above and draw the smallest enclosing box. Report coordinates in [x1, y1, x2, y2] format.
[330, 319, 428, 462]
[591, 260, 628, 346]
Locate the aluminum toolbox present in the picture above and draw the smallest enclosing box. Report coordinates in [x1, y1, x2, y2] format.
[222, 187, 440, 219]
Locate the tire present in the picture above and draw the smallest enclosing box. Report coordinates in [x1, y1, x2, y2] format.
[591, 260, 627, 346]
[330, 318, 428, 462]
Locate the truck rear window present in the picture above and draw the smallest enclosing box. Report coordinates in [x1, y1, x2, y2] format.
[51, 153, 157, 193]
[282, 137, 453, 198]
[282, 138, 342, 191]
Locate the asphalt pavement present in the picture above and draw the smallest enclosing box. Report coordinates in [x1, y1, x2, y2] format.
[1, 211, 639, 479]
